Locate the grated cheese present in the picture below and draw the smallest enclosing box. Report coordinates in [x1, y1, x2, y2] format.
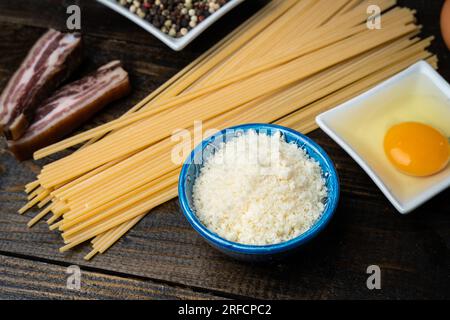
[193, 130, 327, 245]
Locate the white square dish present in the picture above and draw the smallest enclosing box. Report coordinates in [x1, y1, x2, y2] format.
[316, 61, 450, 214]
[96, 0, 246, 51]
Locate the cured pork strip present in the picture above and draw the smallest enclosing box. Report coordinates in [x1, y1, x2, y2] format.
[0, 29, 82, 140]
[8, 61, 131, 161]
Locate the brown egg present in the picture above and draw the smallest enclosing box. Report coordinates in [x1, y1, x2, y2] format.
[442, 0, 450, 50]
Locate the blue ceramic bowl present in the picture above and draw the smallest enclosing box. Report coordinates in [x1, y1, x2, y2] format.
[178, 124, 340, 261]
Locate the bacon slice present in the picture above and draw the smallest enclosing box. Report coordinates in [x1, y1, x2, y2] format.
[0, 29, 82, 140]
[8, 61, 131, 161]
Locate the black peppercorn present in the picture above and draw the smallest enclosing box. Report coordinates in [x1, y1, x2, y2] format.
[152, 18, 161, 28]
[180, 17, 189, 28]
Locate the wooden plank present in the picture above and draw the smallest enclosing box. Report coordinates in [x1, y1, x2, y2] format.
[0, 0, 448, 300]
[0, 254, 222, 300]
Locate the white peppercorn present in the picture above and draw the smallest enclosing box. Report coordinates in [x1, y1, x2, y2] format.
[137, 8, 146, 18]
[169, 28, 177, 37]
[180, 27, 188, 36]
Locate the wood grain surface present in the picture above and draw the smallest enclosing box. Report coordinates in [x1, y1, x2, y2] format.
[0, 0, 449, 300]
[0, 254, 222, 299]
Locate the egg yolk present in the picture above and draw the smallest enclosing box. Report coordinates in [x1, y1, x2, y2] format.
[384, 122, 450, 177]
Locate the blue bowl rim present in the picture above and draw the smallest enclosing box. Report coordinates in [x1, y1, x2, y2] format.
[178, 123, 340, 255]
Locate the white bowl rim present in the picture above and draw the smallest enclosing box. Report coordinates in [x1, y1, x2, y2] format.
[316, 60, 450, 214]
[96, 0, 246, 51]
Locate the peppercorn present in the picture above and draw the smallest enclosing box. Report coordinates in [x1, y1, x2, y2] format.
[137, 8, 146, 18]
[115, 0, 232, 38]
[169, 28, 177, 37]
[180, 17, 189, 28]
[152, 17, 161, 28]
[140, 5, 148, 13]
[180, 27, 188, 36]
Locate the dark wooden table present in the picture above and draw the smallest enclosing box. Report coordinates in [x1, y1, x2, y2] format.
[0, 0, 449, 300]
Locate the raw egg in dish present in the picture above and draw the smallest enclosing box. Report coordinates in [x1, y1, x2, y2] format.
[384, 122, 450, 177]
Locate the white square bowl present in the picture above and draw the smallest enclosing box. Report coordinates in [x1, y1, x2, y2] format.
[316, 61, 450, 214]
[96, 0, 246, 51]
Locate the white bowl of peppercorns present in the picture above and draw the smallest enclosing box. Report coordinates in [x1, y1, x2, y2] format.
[97, 0, 245, 50]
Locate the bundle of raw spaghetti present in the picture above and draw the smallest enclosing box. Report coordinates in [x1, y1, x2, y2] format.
[20, 0, 437, 260]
